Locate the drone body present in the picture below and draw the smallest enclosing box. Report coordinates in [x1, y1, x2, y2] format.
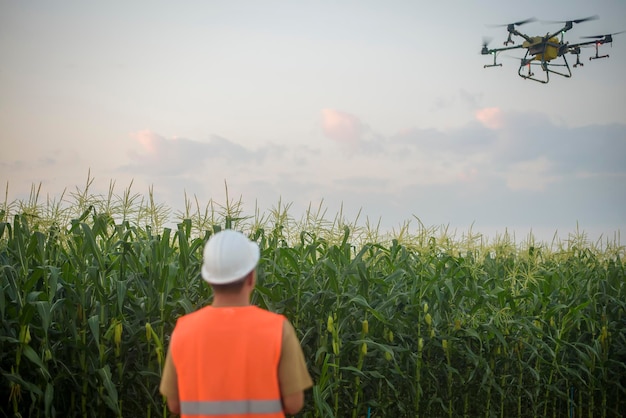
[481, 16, 623, 83]
[523, 36, 560, 62]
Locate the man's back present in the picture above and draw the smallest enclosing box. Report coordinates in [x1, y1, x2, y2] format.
[171, 306, 285, 417]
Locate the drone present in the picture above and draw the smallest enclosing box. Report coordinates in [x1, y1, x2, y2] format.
[481, 16, 624, 83]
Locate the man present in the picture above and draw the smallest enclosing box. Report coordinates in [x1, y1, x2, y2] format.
[160, 229, 313, 417]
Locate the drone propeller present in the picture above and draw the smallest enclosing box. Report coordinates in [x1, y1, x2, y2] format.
[580, 30, 625, 39]
[487, 18, 537, 46]
[543, 15, 599, 25]
[481, 37, 493, 54]
[487, 17, 536, 28]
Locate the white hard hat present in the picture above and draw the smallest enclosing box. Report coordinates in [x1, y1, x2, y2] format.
[200, 229, 260, 285]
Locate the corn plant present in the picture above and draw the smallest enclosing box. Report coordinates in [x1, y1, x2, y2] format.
[1, 181, 625, 417]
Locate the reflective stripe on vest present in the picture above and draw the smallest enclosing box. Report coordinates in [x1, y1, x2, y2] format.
[181, 399, 283, 415]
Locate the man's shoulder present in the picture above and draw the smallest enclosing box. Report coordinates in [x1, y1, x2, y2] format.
[252, 306, 287, 321]
[177, 304, 211, 319]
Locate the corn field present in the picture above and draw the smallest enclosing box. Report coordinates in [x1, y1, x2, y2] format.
[1, 182, 625, 417]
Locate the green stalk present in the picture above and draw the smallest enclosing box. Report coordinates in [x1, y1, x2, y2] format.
[543, 367, 553, 417]
[329, 313, 341, 418]
[500, 346, 506, 418]
[415, 337, 423, 418]
[12, 325, 29, 415]
[113, 319, 124, 418]
[534, 345, 541, 417]
[443, 339, 452, 418]
[463, 366, 470, 418]
[485, 355, 493, 418]
[351, 318, 368, 418]
[81, 321, 87, 418]
[543, 343, 558, 418]
[146, 322, 153, 418]
[600, 320, 608, 418]
[516, 341, 522, 418]
[72, 289, 88, 418]
[415, 302, 429, 418]
[351, 343, 366, 418]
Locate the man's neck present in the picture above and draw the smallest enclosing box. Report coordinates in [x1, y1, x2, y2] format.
[211, 294, 251, 308]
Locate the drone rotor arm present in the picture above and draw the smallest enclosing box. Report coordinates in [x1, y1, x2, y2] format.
[510, 29, 533, 43]
[570, 32, 622, 61]
[567, 40, 599, 49]
[542, 15, 599, 41]
[485, 18, 536, 45]
[580, 30, 625, 43]
[484, 44, 525, 54]
[482, 44, 524, 68]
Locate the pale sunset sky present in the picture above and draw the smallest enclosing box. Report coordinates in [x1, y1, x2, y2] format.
[2, 1, 625, 245]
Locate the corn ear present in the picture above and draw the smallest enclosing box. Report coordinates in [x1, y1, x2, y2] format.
[19, 325, 31, 344]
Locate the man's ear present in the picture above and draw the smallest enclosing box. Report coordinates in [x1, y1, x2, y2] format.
[247, 270, 256, 286]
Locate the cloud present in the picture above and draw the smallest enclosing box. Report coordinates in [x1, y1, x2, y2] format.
[390, 125, 494, 171]
[125, 130, 261, 176]
[475, 107, 504, 130]
[504, 156, 560, 191]
[479, 113, 626, 174]
[133, 130, 160, 155]
[320, 108, 364, 146]
[550, 124, 626, 174]
[4, 111, 624, 245]
[29, 112, 618, 243]
[105, 114, 626, 207]
[128, 130, 207, 174]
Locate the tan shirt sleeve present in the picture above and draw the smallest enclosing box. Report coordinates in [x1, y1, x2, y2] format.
[159, 337, 179, 401]
[278, 320, 314, 396]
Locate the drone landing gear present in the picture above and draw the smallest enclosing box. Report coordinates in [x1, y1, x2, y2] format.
[517, 53, 572, 83]
[484, 53, 502, 68]
[590, 41, 610, 61]
[573, 53, 584, 67]
[518, 62, 543, 82]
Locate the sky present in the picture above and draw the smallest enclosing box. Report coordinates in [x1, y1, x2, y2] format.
[1, 0, 625, 246]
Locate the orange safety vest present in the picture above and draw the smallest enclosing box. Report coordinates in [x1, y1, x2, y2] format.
[171, 305, 286, 417]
